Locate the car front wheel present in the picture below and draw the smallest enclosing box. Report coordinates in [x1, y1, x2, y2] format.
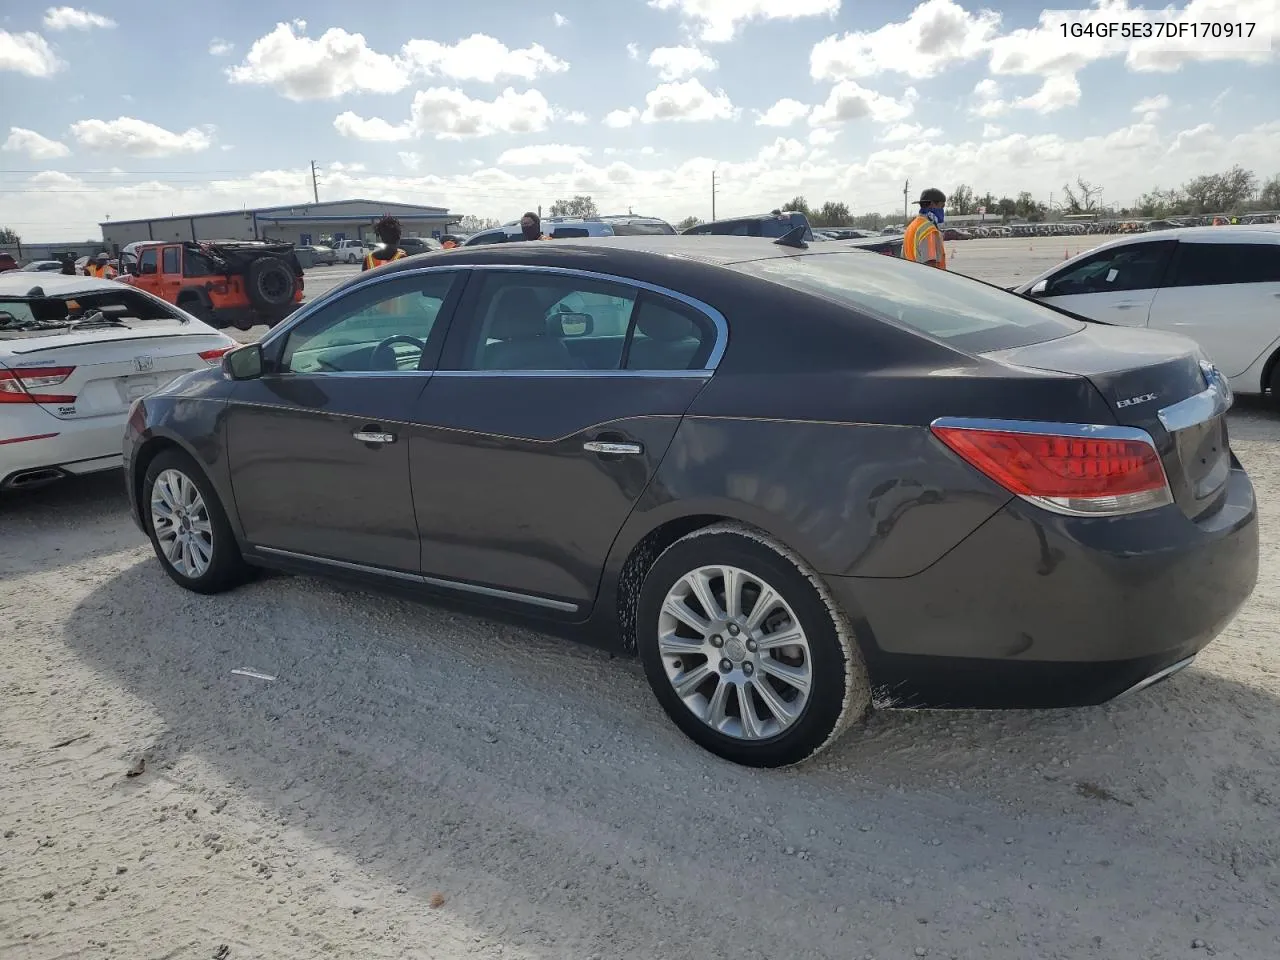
[143, 449, 253, 594]
[637, 523, 871, 767]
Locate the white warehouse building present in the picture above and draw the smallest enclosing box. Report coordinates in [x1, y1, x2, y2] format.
[100, 198, 461, 253]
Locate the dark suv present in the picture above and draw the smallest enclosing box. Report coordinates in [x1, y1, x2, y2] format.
[682, 211, 815, 241]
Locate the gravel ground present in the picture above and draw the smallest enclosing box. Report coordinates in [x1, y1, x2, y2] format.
[2, 239, 1277, 960]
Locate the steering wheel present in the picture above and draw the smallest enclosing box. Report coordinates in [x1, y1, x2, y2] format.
[370, 335, 426, 370]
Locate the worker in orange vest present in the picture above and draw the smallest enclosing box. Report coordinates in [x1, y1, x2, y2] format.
[363, 216, 407, 270]
[85, 252, 117, 279]
[902, 188, 948, 270]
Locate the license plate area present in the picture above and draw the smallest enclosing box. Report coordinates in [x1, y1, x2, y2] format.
[1171, 416, 1230, 515]
[121, 375, 160, 402]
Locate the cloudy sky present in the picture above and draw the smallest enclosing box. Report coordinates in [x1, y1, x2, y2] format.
[1, 0, 1276, 240]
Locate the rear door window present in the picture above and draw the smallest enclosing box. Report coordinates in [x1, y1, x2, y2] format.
[738, 250, 1084, 352]
[162, 247, 180, 274]
[1166, 242, 1280, 286]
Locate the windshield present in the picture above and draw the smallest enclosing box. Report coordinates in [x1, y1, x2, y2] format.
[610, 221, 675, 236]
[737, 251, 1084, 352]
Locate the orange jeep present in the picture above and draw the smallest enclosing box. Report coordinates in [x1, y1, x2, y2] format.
[118, 239, 304, 330]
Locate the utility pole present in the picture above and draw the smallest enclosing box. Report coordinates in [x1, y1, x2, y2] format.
[310, 160, 319, 203]
[903, 179, 909, 224]
[711, 170, 718, 221]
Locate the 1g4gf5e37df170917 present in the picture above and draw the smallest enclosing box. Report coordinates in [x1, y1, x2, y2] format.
[1060, 19, 1257, 40]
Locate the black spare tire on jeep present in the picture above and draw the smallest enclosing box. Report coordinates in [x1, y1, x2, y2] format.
[246, 256, 297, 312]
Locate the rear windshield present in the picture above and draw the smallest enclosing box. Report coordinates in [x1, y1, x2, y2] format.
[737, 251, 1084, 352]
[0, 289, 181, 338]
[610, 221, 675, 236]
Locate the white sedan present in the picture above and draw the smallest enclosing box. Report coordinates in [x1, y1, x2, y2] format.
[1, 273, 236, 491]
[1014, 226, 1280, 396]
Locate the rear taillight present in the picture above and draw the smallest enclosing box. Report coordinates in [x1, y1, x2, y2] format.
[0, 366, 77, 404]
[199, 346, 234, 365]
[931, 418, 1172, 516]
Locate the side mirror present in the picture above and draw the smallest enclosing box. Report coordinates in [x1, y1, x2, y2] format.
[222, 343, 264, 380]
[1028, 279, 1048, 297]
[557, 312, 594, 337]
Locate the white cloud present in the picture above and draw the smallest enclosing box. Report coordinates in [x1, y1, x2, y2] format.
[3, 126, 71, 159]
[1210, 88, 1231, 111]
[228, 21, 410, 100]
[648, 45, 717, 80]
[42, 7, 115, 30]
[561, 109, 589, 125]
[553, 12, 569, 27]
[639, 78, 738, 123]
[497, 143, 591, 166]
[879, 122, 923, 143]
[1011, 74, 1080, 113]
[970, 77, 1007, 117]
[603, 107, 640, 128]
[755, 97, 810, 127]
[69, 117, 213, 156]
[0, 30, 63, 77]
[626, 43, 641, 60]
[811, 0, 1000, 81]
[1134, 94, 1171, 113]
[209, 39, 234, 56]
[649, 0, 840, 43]
[335, 87, 555, 141]
[402, 33, 569, 83]
[808, 127, 838, 146]
[982, 123, 1002, 137]
[810, 81, 917, 126]
[227, 21, 568, 101]
[13, 120, 1280, 241]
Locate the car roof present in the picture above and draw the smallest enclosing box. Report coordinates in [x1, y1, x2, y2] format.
[1101, 225, 1280, 247]
[0, 273, 127, 296]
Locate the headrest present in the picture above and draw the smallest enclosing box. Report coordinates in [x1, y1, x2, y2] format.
[636, 302, 696, 341]
[488, 286, 549, 340]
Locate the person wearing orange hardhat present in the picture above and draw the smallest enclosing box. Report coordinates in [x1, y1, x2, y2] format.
[902, 188, 947, 270]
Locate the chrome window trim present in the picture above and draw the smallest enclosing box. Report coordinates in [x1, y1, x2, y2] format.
[1158, 361, 1233, 433]
[257, 262, 729, 372]
[255, 545, 579, 612]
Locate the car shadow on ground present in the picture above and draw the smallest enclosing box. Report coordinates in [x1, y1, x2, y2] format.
[0, 470, 140, 574]
[58, 558, 1280, 957]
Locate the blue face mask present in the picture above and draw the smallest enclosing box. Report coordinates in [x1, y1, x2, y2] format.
[925, 207, 945, 225]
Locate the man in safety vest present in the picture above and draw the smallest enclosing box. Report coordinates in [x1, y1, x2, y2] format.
[85, 253, 117, 279]
[520, 211, 551, 241]
[902, 188, 948, 270]
[364, 216, 408, 270]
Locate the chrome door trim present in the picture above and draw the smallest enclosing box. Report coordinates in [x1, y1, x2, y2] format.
[583, 440, 643, 455]
[254, 545, 580, 613]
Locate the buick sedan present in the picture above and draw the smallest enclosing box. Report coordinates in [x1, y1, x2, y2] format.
[123, 234, 1259, 766]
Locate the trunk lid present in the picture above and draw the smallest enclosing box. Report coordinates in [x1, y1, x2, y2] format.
[985, 324, 1230, 520]
[1, 323, 231, 420]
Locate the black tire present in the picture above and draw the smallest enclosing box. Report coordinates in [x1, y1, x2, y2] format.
[1268, 359, 1280, 407]
[245, 256, 297, 312]
[636, 522, 871, 767]
[142, 448, 254, 594]
[177, 295, 219, 328]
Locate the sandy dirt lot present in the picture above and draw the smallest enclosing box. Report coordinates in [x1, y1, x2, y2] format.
[2, 239, 1278, 959]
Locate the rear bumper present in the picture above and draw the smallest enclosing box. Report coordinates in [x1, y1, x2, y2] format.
[1, 416, 125, 489]
[831, 466, 1259, 708]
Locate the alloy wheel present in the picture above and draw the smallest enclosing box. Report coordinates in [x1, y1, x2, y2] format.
[658, 564, 813, 741]
[150, 468, 214, 579]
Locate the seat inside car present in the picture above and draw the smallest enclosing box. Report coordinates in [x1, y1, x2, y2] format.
[627, 300, 700, 370]
[480, 285, 583, 370]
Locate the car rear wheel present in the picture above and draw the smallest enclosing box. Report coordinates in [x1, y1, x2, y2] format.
[637, 523, 871, 767]
[144, 449, 253, 594]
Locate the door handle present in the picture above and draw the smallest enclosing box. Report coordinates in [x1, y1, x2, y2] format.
[584, 440, 643, 456]
[353, 430, 396, 444]
[1114, 303, 1143, 310]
